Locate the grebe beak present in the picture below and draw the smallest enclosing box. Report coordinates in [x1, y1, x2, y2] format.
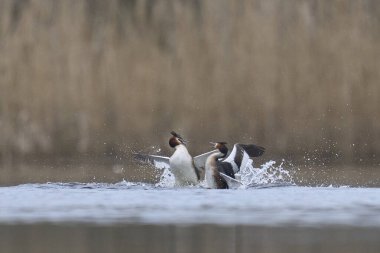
[209, 142, 217, 148]
[178, 137, 188, 145]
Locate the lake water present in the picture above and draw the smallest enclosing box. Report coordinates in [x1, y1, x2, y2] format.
[2, 161, 380, 253]
[2, 183, 380, 227]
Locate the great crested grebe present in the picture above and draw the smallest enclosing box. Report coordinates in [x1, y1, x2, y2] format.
[133, 132, 217, 182]
[167, 131, 200, 186]
[205, 142, 265, 189]
[133, 133, 265, 188]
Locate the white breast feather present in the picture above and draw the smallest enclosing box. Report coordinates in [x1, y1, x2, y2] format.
[169, 145, 198, 186]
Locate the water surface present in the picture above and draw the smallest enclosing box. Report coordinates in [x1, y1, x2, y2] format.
[2, 182, 380, 227]
[2, 161, 380, 253]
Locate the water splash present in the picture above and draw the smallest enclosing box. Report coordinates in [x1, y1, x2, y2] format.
[155, 159, 294, 189]
[155, 168, 175, 188]
[238, 160, 294, 187]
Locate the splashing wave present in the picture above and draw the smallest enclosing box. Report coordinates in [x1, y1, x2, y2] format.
[155, 159, 294, 188]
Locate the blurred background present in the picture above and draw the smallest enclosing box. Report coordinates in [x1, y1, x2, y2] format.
[1, 0, 380, 184]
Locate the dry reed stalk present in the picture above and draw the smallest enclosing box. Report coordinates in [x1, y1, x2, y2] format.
[0, 0, 379, 164]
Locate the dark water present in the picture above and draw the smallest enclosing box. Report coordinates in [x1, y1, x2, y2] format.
[1, 223, 380, 253]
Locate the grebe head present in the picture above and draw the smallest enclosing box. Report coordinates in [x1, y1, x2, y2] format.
[210, 142, 228, 156]
[169, 131, 187, 148]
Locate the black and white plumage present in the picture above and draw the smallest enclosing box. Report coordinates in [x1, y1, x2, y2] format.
[221, 143, 265, 176]
[205, 142, 265, 189]
[204, 144, 229, 189]
[168, 131, 201, 186]
[133, 150, 217, 173]
[133, 153, 171, 170]
[134, 132, 209, 186]
[133, 133, 265, 189]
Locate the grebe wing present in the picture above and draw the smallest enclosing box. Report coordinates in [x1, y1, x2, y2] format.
[223, 144, 265, 173]
[238, 144, 265, 157]
[219, 173, 243, 189]
[132, 153, 170, 170]
[193, 150, 218, 170]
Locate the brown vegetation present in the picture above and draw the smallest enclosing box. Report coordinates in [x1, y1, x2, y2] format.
[1, 0, 379, 165]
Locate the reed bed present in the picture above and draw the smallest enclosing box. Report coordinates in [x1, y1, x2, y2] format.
[0, 0, 379, 165]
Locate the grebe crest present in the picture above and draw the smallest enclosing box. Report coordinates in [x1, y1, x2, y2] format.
[169, 131, 187, 148]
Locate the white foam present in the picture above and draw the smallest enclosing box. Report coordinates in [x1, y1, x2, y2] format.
[239, 160, 293, 186]
[155, 168, 175, 188]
